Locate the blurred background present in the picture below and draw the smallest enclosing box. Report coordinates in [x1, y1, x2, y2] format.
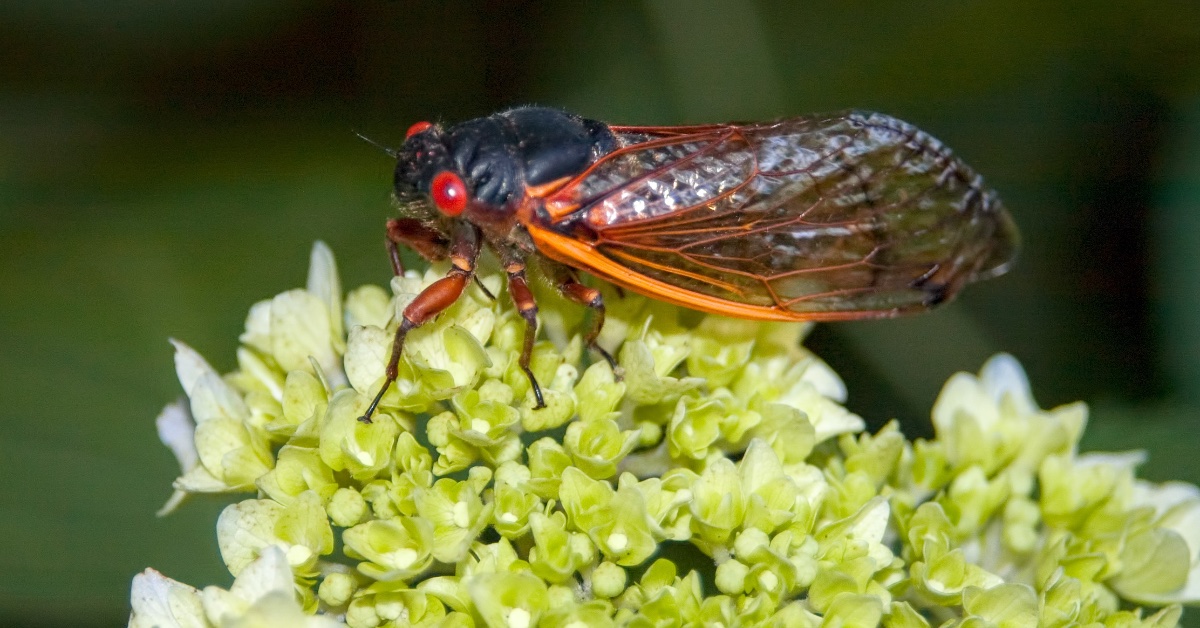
[2, 1, 1199, 625]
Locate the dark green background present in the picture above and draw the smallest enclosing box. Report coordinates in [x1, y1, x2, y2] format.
[3, 1, 1199, 625]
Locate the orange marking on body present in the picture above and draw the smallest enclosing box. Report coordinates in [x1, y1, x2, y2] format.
[523, 177, 580, 222]
[524, 177, 573, 199]
[543, 198, 582, 221]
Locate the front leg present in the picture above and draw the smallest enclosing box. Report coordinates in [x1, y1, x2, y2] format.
[386, 218, 450, 276]
[360, 222, 482, 423]
[388, 218, 495, 299]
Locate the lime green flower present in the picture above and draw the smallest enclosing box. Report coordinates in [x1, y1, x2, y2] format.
[619, 335, 702, 406]
[574, 362, 625, 423]
[165, 341, 273, 492]
[351, 586, 448, 627]
[526, 437, 572, 499]
[564, 417, 639, 479]
[318, 390, 400, 481]
[217, 491, 333, 581]
[690, 457, 746, 549]
[257, 446, 337, 507]
[591, 560, 627, 599]
[528, 511, 585, 584]
[487, 483, 538, 539]
[468, 572, 548, 628]
[134, 244, 1199, 627]
[414, 476, 494, 563]
[591, 479, 658, 566]
[1112, 481, 1200, 605]
[342, 516, 435, 581]
[957, 583, 1039, 627]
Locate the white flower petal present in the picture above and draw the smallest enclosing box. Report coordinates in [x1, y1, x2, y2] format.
[849, 496, 890, 545]
[1076, 450, 1147, 471]
[799, 357, 847, 402]
[239, 300, 273, 354]
[228, 545, 295, 606]
[156, 401, 198, 473]
[237, 347, 284, 401]
[344, 324, 390, 395]
[170, 339, 217, 398]
[980, 353, 1036, 413]
[128, 568, 207, 628]
[344, 285, 392, 331]
[270, 289, 337, 375]
[172, 464, 234, 493]
[306, 241, 344, 343]
[200, 586, 247, 626]
[217, 499, 286, 576]
[189, 371, 250, 424]
[1132, 480, 1200, 515]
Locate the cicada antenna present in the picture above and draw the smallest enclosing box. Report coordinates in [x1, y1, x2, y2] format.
[354, 130, 398, 159]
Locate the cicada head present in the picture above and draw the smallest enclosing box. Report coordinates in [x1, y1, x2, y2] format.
[392, 122, 467, 223]
[394, 116, 534, 240]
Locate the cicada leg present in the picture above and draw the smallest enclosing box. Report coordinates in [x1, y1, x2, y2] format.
[474, 276, 497, 301]
[388, 217, 496, 299]
[386, 218, 450, 275]
[543, 261, 622, 379]
[359, 223, 482, 423]
[502, 258, 547, 409]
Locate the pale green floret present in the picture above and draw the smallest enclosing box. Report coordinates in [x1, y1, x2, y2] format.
[134, 243, 1200, 627]
[591, 561, 627, 599]
[714, 558, 749, 594]
[318, 390, 400, 481]
[468, 572, 548, 628]
[528, 512, 581, 584]
[257, 446, 337, 507]
[216, 492, 332, 581]
[490, 482, 541, 538]
[690, 458, 746, 548]
[563, 417, 639, 479]
[327, 487, 368, 528]
[317, 572, 356, 608]
[341, 516, 434, 581]
[885, 601, 932, 628]
[414, 475, 495, 564]
[958, 583, 1040, 627]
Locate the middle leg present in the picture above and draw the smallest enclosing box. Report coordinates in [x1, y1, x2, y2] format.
[503, 256, 546, 409]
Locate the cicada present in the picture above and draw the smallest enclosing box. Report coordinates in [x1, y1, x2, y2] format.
[359, 107, 1018, 422]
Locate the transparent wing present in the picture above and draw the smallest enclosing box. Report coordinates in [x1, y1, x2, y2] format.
[532, 111, 1018, 320]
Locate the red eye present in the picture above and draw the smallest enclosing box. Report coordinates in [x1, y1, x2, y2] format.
[405, 121, 433, 139]
[431, 171, 468, 216]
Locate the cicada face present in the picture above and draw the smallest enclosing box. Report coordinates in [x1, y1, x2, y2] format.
[391, 122, 461, 227]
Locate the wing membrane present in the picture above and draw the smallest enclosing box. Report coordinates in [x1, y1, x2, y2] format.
[530, 111, 1018, 320]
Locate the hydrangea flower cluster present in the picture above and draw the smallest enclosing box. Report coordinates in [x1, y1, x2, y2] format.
[130, 243, 1199, 627]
